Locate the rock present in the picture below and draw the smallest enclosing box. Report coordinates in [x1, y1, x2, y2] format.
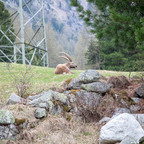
[7, 93, 24, 105]
[112, 108, 131, 118]
[99, 117, 110, 124]
[38, 103, 49, 109]
[132, 114, 144, 127]
[0, 110, 15, 125]
[49, 105, 62, 115]
[26, 94, 41, 100]
[134, 83, 144, 98]
[27, 90, 53, 107]
[81, 82, 110, 94]
[34, 108, 47, 119]
[130, 105, 141, 112]
[99, 113, 144, 144]
[131, 97, 141, 103]
[74, 90, 101, 122]
[120, 136, 138, 144]
[78, 69, 102, 83]
[67, 78, 82, 89]
[0, 124, 19, 140]
[51, 90, 68, 104]
[75, 90, 101, 108]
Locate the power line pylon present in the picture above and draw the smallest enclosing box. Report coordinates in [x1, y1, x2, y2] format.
[0, 0, 49, 67]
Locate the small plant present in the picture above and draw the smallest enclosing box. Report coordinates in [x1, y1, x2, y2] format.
[7, 64, 33, 98]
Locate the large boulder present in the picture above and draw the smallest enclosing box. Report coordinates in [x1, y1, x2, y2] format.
[134, 83, 144, 99]
[132, 114, 144, 127]
[7, 93, 24, 105]
[78, 69, 102, 83]
[81, 82, 110, 94]
[0, 124, 18, 139]
[99, 113, 144, 144]
[67, 78, 82, 90]
[0, 110, 15, 125]
[74, 90, 101, 122]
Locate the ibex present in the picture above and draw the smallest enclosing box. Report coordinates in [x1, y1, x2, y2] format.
[54, 52, 77, 74]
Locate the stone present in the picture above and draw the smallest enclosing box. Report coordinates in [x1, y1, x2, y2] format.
[7, 93, 23, 105]
[38, 103, 49, 109]
[81, 82, 111, 94]
[0, 110, 15, 125]
[112, 108, 131, 118]
[99, 113, 144, 144]
[49, 105, 62, 115]
[134, 83, 144, 98]
[26, 94, 41, 100]
[0, 124, 18, 140]
[68, 78, 82, 89]
[131, 97, 141, 104]
[130, 105, 141, 112]
[120, 136, 138, 144]
[75, 90, 101, 108]
[78, 69, 102, 83]
[132, 114, 144, 127]
[34, 108, 47, 119]
[99, 117, 110, 124]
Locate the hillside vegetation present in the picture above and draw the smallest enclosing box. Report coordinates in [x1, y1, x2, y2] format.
[0, 62, 141, 104]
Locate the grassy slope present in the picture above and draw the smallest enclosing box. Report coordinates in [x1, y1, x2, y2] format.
[0, 62, 140, 103]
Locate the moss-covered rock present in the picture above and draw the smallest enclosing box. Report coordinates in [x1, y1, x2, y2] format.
[0, 110, 15, 125]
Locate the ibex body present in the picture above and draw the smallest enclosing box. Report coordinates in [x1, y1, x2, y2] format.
[54, 52, 77, 74]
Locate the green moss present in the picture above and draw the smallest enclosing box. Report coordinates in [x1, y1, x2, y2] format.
[70, 89, 81, 95]
[65, 113, 72, 121]
[63, 105, 71, 112]
[65, 78, 72, 84]
[83, 132, 92, 136]
[15, 118, 26, 125]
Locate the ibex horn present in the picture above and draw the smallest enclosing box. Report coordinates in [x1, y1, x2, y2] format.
[59, 52, 72, 62]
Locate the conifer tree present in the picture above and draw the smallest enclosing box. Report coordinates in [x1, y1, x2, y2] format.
[70, 0, 144, 71]
[0, 1, 15, 61]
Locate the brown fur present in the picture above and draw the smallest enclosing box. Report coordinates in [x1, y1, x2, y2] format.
[55, 52, 77, 74]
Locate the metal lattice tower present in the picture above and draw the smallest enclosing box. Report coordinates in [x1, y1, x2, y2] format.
[0, 0, 49, 67]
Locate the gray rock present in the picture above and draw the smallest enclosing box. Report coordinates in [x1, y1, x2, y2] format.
[99, 117, 110, 124]
[0, 110, 15, 125]
[68, 78, 82, 89]
[132, 114, 144, 127]
[112, 108, 131, 118]
[26, 94, 41, 100]
[49, 105, 62, 115]
[7, 93, 23, 105]
[120, 136, 138, 144]
[51, 90, 68, 104]
[81, 82, 110, 94]
[34, 108, 47, 119]
[0, 124, 18, 140]
[134, 83, 144, 98]
[28, 90, 53, 107]
[131, 97, 141, 103]
[99, 113, 144, 144]
[78, 69, 102, 83]
[75, 90, 101, 108]
[38, 103, 49, 109]
[130, 105, 141, 112]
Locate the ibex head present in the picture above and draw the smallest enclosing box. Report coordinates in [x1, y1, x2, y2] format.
[59, 52, 77, 69]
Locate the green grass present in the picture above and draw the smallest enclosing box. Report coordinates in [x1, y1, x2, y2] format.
[0, 62, 142, 103]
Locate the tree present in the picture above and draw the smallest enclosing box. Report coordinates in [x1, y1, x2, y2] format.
[0, 1, 15, 62]
[85, 40, 101, 69]
[70, 0, 144, 71]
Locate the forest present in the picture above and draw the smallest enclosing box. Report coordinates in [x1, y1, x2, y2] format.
[0, 0, 144, 71]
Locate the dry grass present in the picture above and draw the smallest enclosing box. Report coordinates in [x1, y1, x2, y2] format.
[24, 115, 99, 144]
